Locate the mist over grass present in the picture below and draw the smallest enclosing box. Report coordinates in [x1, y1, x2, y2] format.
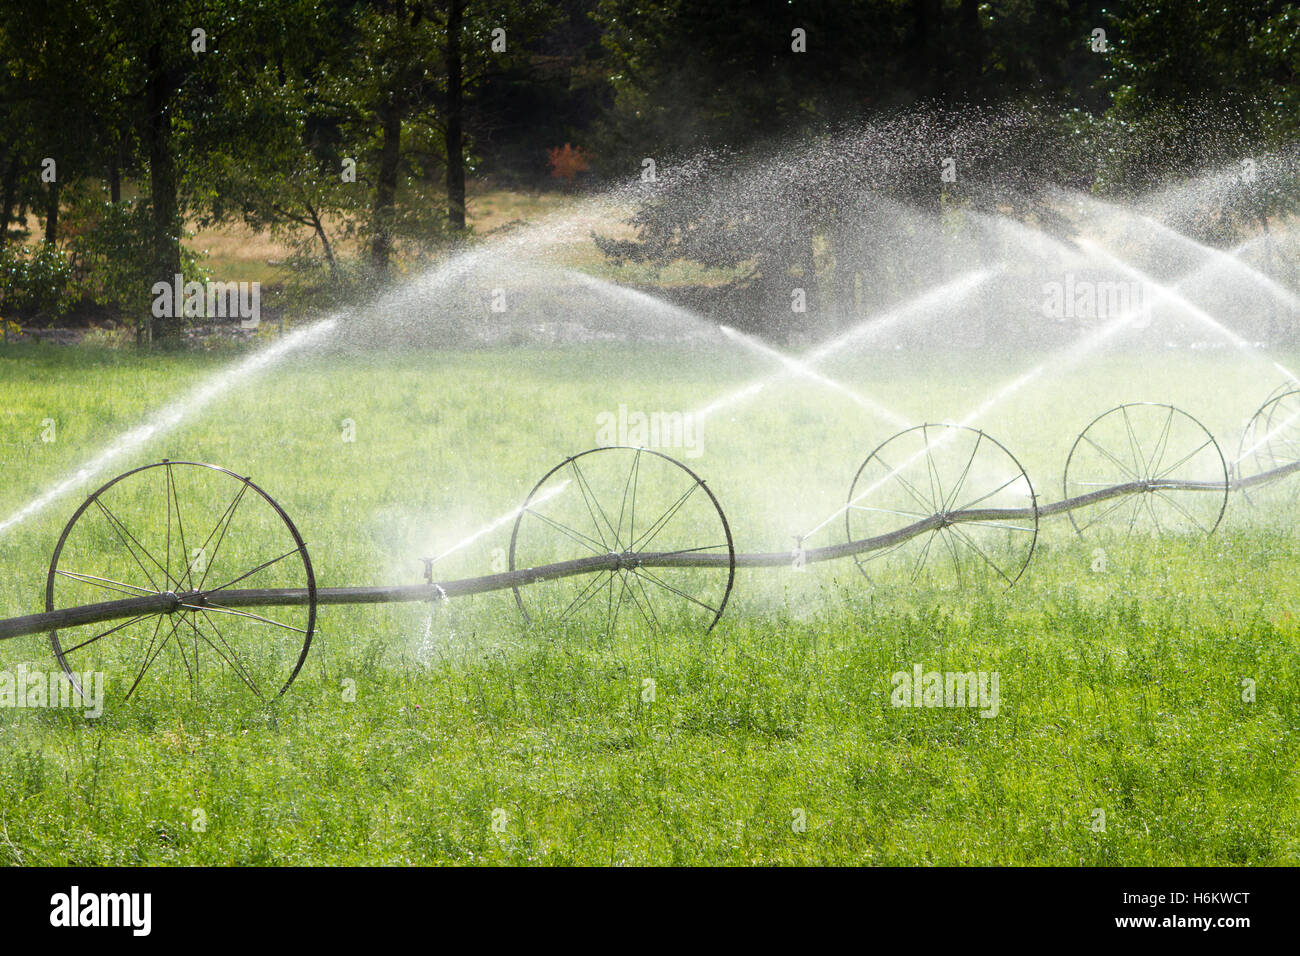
[1, 342, 1298, 864]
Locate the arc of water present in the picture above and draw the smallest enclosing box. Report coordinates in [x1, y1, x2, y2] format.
[429, 479, 570, 565]
[798, 238, 1257, 542]
[1074, 193, 1300, 314]
[1078, 239, 1300, 386]
[693, 268, 994, 423]
[798, 307, 1142, 541]
[717, 326, 913, 429]
[0, 318, 341, 540]
[0, 190, 649, 543]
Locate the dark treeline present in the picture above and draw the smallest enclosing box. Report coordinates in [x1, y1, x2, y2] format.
[0, 0, 1297, 342]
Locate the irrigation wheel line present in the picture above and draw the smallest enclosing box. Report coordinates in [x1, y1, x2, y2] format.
[43, 460, 316, 703]
[844, 423, 1039, 588]
[1237, 388, 1300, 506]
[508, 445, 736, 634]
[6, 398, 1300, 708]
[1062, 403, 1230, 538]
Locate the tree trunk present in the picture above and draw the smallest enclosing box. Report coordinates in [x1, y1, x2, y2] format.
[444, 0, 467, 230]
[145, 38, 182, 343]
[306, 199, 337, 277]
[957, 0, 983, 100]
[44, 181, 59, 243]
[371, 104, 401, 276]
[0, 154, 19, 250]
[909, 0, 944, 100]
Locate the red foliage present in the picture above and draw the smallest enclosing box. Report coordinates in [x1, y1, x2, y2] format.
[547, 143, 590, 182]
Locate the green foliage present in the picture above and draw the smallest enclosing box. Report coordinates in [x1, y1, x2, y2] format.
[0, 343, 1298, 863]
[0, 244, 75, 324]
[63, 199, 209, 329]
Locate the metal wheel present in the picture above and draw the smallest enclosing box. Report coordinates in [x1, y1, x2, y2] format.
[1063, 403, 1229, 537]
[46, 461, 315, 706]
[845, 424, 1038, 588]
[1236, 388, 1300, 503]
[1258, 380, 1298, 411]
[509, 447, 735, 634]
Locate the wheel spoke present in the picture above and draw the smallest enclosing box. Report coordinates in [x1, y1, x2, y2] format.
[1121, 406, 1147, 479]
[557, 570, 615, 621]
[608, 571, 631, 634]
[570, 458, 620, 550]
[202, 546, 304, 595]
[1081, 434, 1140, 482]
[615, 449, 642, 554]
[629, 481, 699, 553]
[1078, 492, 1138, 532]
[953, 473, 1024, 513]
[1154, 488, 1211, 534]
[870, 450, 938, 515]
[640, 542, 730, 559]
[171, 620, 196, 694]
[849, 505, 930, 519]
[943, 431, 983, 513]
[923, 426, 947, 514]
[860, 537, 914, 564]
[950, 524, 1015, 587]
[958, 519, 1035, 534]
[55, 569, 157, 598]
[524, 508, 607, 556]
[195, 481, 251, 592]
[940, 528, 964, 587]
[194, 610, 265, 700]
[1146, 406, 1176, 476]
[627, 570, 662, 631]
[628, 452, 641, 553]
[92, 497, 167, 593]
[1124, 496, 1143, 538]
[1145, 495, 1165, 536]
[909, 529, 940, 584]
[631, 567, 720, 616]
[165, 463, 195, 591]
[189, 601, 309, 635]
[1153, 439, 1214, 481]
[164, 466, 173, 593]
[59, 613, 154, 656]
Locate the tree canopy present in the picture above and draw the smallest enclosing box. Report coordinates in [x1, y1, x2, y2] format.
[1, 0, 1296, 342]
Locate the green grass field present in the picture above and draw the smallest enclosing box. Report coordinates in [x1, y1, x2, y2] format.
[1, 336, 1298, 865]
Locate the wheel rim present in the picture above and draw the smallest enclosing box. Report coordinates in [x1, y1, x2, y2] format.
[1063, 403, 1229, 537]
[46, 461, 315, 706]
[509, 447, 735, 634]
[845, 424, 1038, 588]
[1237, 388, 1300, 505]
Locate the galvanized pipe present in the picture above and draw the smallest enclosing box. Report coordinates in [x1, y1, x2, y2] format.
[1, 462, 1297, 644]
